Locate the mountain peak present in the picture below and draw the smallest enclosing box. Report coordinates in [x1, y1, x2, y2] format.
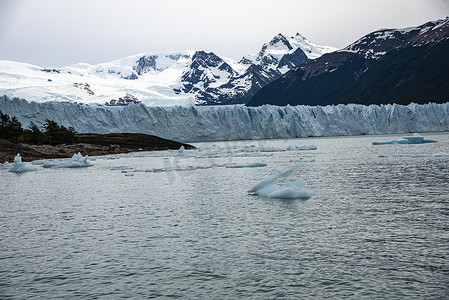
[268, 33, 293, 50]
[245, 32, 336, 64]
[294, 33, 307, 40]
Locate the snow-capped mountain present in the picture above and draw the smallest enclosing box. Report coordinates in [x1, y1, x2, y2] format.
[242, 33, 336, 71]
[343, 18, 449, 59]
[0, 34, 337, 106]
[218, 33, 337, 104]
[247, 17, 449, 107]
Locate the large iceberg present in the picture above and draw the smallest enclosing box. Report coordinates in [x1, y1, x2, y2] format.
[1, 96, 449, 142]
[9, 154, 37, 173]
[373, 133, 437, 145]
[248, 165, 315, 199]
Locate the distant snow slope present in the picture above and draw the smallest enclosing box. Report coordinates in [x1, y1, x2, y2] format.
[2, 96, 448, 143]
[0, 34, 337, 106]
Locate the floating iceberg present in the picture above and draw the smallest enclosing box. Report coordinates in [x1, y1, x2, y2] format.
[0, 161, 12, 169]
[393, 152, 449, 158]
[110, 166, 135, 171]
[285, 145, 317, 151]
[225, 162, 267, 168]
[9, 154, 37, 173]
[373, 133, 437, 145]
[42, 152, 92, 168]
[30, 159, 46, 165]
[248, 165, 314, 199]
[141, 165, 214, 173]
[177, 145, 185, 153]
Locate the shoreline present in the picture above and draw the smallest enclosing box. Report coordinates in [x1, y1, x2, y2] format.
[0, 133, 195, 164]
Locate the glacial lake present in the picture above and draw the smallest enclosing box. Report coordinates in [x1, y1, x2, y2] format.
[1, 133, 449, 299]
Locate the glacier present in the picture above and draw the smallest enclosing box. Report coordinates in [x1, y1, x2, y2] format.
[1, 96, 448, 143]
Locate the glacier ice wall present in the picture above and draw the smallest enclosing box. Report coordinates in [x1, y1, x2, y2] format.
[1, 96, 448, 142]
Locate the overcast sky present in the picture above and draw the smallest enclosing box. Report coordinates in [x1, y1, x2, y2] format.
[0, 0, 448, 67]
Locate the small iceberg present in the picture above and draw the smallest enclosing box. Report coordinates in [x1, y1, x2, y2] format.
[285, 145, 317, 151]
[373, 133, 437, 145]
[0, 161, 12, 169]
[43, 152, 92, 168]
[177, 145, 185, 153]
[110, 166, 134, 171]
[248, 165, 314, 199]
[393, 152, 449, 158]
[225, 162, 267, 168]
[9, 154, 37, 173]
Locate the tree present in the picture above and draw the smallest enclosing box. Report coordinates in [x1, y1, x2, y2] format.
[0, 111, 76, 145]
[0, 111, 23, 141]
[43, 119, 76, 145]
[26, 122, 45, 144]
[0, 111, 11, 139]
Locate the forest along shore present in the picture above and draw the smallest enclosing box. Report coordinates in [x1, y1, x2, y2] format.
[0, 133, 195, 163]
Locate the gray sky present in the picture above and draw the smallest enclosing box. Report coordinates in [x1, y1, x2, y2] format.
[0, 0, 448, 67]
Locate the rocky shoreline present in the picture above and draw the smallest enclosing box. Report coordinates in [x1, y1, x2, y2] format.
[0, 133, 195, 163]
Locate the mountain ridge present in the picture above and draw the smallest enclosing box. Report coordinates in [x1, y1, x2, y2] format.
[0, 34, 337, 106]
[247, 17, 449, 107]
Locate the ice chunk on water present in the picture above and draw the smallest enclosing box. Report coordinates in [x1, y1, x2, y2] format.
[177, 145, 185, 153]
[277, 165, 297, 178]
[9, 154, 37, 173]
[393, 152, 449, 158]
[373, 133, 437, 145]
[43, 152, 92, 168]
[403, 133, 425, 143]
[248, 165, 314, 199]
[285, 145, 317, 151]
[31, 160, 46, 165]
[139, 164, 215, 173]
[110, 166, 134, 171]
[286, 178, 307, 188]
[0, 161, 12, 169]
[225, 162, 267, 168]
[373, 139, 406, 145]
[267, 187, 315, 199]
[247, 173, 280, 194]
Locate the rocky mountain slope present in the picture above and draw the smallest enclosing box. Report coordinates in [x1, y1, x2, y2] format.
[247, 18, 449, 107]
[0, 34, 336, 106]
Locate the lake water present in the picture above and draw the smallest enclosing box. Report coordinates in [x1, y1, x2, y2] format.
[1, 133, 449, 299]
